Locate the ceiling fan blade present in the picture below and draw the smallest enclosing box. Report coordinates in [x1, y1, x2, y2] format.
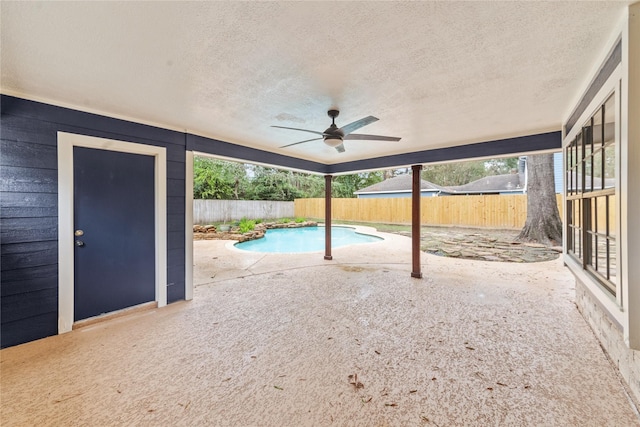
[344, 133, 401, 142]
[335, 143, 346, 153]
[279, 137, 323, 148]
[338, 116, 378, 136]
[271, 125, 324, 136]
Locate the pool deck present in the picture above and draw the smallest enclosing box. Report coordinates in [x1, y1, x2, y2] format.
[196, 225, 397, 285]
[2, 227, 639, 426]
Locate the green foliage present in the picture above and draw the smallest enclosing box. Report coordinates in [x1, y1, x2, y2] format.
[194, 157, 386, 201]
[294, 217, 305, 223]
[238, 218, 256, 233]
[193, 157, 248, 199]
[422, 161, 486, 186]
[279, 218, 292, 224]
[245, 167, 318, 201]
[331, 171, 384, 198]
[422, 157, 519, 186]
[484, 157, 519, 175]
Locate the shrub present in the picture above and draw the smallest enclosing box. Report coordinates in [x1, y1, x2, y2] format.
[238, 218, 256, 233]
[294, 217, 305, 223]
[279, 217, 292, 224]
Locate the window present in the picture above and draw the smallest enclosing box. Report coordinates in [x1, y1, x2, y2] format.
[566, 93, 616, 295]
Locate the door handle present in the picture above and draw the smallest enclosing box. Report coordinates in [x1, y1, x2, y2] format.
[75, 240, 85, 247]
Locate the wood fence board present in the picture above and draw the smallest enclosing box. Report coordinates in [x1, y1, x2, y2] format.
[295, 194, 565, 229]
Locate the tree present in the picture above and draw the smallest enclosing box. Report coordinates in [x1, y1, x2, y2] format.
[193, 157, 248, 199]
[484, 157, 519, 175]
[422, 160, 487, 186]
[517, 153, 562, 246]
[332, 171, 384, 198]
[246, 167, 324, 201]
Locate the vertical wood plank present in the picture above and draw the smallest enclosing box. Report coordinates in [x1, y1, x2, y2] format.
[295, 194, 563, 229]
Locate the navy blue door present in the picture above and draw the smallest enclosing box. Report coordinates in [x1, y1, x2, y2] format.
[73, 147, 155, 321]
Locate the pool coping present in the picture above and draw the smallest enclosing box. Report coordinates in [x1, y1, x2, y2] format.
[226, 224, 386, 255]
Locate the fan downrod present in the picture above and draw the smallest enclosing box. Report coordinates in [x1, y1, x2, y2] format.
[327, 109, 340, 122]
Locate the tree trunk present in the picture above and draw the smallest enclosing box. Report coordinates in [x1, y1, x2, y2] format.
[517, 153, 562, 246]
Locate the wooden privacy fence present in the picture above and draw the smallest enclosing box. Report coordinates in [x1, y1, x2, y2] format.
[194, 200, 294, 224]
[295, 195, 564, 229]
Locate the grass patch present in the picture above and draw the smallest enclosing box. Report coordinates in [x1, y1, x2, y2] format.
[306, 218, 411, 233]
[294, 217, 306, 223]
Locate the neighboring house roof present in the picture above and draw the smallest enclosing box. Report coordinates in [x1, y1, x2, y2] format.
[355, 172, 525, 196]
[354, 174, 446, 195]
[448, 173, 524, 194]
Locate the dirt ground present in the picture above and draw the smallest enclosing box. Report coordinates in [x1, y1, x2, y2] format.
[397, 226, 561, 263]
[329, 222, 561, 263]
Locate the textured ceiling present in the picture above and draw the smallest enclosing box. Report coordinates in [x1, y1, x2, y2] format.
[0, 1, 628, 165]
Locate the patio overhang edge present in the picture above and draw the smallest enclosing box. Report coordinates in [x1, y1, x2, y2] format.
[186, 133, 327, 175]
[326, 130, 562, 175]
[2, 94, 561, 176]
[188, 130, 561, 175]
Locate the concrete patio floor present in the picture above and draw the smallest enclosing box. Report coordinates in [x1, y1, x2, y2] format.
[2, 228, 639, 426]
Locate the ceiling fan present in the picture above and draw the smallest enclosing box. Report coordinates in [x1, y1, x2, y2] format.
[273, 109, 401, 153]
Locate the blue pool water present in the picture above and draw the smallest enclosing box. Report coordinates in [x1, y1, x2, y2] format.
[234, 226, 382, 253]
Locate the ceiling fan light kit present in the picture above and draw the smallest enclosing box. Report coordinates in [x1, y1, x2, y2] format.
[324, 136, 343, 148]
[273, 109, 401, 153]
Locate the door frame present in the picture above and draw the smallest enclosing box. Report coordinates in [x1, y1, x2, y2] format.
[57, 132, 167, 333]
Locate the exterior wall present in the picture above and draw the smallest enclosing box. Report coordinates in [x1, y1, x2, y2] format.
[0, 95, 187, 348]
[0, 96, 327, 349]
[575, 278, 640, 403]
[562, 3, 640, 402]
[194, 200, 294, 224]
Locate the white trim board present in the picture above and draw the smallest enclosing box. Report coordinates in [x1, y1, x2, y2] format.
[185, 150, 194, 301]
[57, 132, 167, 334]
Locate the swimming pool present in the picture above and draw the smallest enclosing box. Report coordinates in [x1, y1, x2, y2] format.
[234, 226, 383, 253]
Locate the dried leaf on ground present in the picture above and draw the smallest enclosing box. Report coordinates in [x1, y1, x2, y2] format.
[349, 373, 364, 389]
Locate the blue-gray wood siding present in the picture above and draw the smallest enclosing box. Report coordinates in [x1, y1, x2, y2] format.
[0, 95, 186, 348]
[329, 131, 562, 174]
[553, 152, 563, 194]
[564, 38, 621, 136]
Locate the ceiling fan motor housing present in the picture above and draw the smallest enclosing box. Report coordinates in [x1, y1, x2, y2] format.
[324, 110, 344, 145]
[274, 109, 399, 152]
